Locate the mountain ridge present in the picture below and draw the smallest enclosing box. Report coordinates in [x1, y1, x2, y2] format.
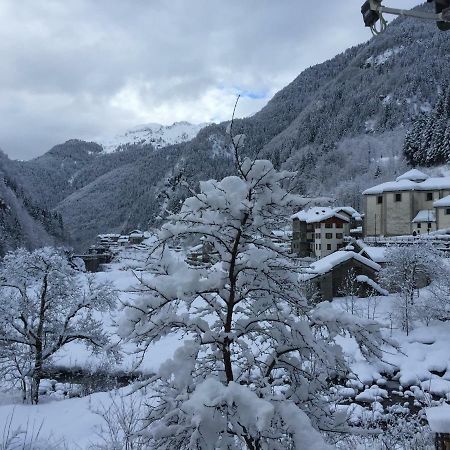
[96, 121, 208, 153]
[5, 4, 450, 250]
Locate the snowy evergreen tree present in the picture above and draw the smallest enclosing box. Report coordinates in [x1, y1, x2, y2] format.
[403, 114, 426, 166]
[0, 247, 117, 404]
[403, 87, 450, 166]
[119, 148, 387, 449]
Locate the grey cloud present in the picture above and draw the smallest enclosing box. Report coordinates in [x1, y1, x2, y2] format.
[0, 0, 414, 159]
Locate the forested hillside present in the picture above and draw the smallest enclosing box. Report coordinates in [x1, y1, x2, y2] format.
[0, 152, 63, 255]
[5, 3, 450, 249]
[404, 87, 450, 166]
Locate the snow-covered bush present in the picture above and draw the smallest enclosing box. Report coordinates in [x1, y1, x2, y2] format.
[119, 153, 388, 449]
[335, 411, 434, 450]
[0, 411, 63, 450]
[379, 243, 441, 335]
[0, 247, 118, 404]
[338, 268, 362, 316]
[91, 391, 147, 450]
[419, 268, 450, 324]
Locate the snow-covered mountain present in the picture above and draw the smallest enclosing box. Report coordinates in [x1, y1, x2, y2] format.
[98, 121, 209, 152]
[7, 3, 450, 250]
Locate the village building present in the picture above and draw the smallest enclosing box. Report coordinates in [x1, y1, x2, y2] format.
[117, 235, 130, 246]
[426, 404, 450, 450]
[291, 206, 362, 258]
[97, 233, 121, 246]
[128, 230, 145, 245]
[350, 239, 388, 267]
[299, 250, 385, 301]
[363, 169, 450, 237]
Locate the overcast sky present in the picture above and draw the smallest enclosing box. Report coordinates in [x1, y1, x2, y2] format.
[0, 0, 415, 160]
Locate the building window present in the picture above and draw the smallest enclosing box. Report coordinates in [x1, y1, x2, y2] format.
[395, 193, 402, 202]
[318, 244, 322, 250]
[417, 223, 421, 229]
[428, 222, 432, 229]
[315, 233, 320, 239]
[377, 196, 383, 204]
[446, 209, 450, 215]
[426, 192, 433, 201]
[336, 233, 343, 239]
[327, 244, 331, 250]
[325, 233, 332, 239]
[325, 223, 332, 229]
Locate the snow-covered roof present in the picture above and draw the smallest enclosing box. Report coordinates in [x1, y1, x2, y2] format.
[271, 230, 292, 239]
[189, 244, 203, 253]
[302, 251, 381, 278]
[363, 173, 450, 195]
[356, 275, 388, 296]
[395, 169, 429, 182]
[291, 207, 350, 224]
[434, 195, 450, 208]
[355, 241, 387, 264]
[426, 404, 450, 433]
[412, 210, 436, 223]
[363, 247, 386, 263]
[334, 206, 363, 221]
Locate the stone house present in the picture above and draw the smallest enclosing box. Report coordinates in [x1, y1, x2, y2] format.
[363, 169, 450, 237]
[300, 250, 384, 301]
[291, 207, 362, 258]
[129, 230, 145, 245]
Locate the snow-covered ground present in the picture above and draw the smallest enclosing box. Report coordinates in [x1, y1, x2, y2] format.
[49, 244, 184, 374]
[97, 121, 208, 153]
[0, 243, 183, 448]
[0, 386, 148, 449]
[332, 293, 450, 406]
[1, 245, 449, 447]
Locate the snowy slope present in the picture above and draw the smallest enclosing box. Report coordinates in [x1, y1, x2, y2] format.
[98, 121, 208, 152]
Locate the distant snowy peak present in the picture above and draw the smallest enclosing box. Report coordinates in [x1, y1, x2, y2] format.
[99, 121, 209, 152]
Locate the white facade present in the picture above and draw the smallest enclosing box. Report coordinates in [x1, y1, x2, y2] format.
[291, 206, 361, 258]
[313, 221, 348, 258]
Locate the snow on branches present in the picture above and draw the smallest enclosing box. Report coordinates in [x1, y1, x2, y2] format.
[0, 247, 118, 404]
[119, 158, 387, 449]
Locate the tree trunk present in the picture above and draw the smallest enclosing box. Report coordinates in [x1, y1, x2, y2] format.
[21, 378, 27, 403]
[32, 272, 48, 405]
[32, 343, 43, 405]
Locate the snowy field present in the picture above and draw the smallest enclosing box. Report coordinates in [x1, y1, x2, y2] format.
[0, 244, 449, 448]
[0, 243, 184, 448]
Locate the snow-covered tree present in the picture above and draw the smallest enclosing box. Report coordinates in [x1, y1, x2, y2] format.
[418, 265, 450, 325]
[0, 247, 117, 404]
[338, 268, 361, 316]
[120, 147, 388, 449]
[379, 243, 439, 335]
[403, 87, 450, 167]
